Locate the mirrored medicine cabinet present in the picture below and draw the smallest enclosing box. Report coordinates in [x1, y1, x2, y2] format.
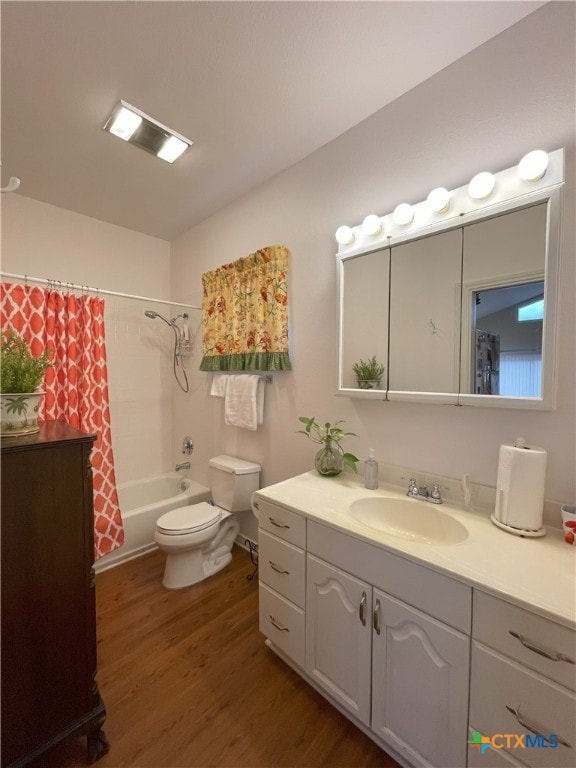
[337, 152, 564, 410]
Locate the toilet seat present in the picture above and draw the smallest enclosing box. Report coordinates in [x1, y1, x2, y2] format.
[157, 502, 222, 536]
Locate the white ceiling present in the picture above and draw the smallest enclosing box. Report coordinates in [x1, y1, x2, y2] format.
[1, 1, 545, 241]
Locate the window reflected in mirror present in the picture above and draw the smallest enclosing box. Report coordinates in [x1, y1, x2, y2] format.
[471, 281, 544, 396]
[461, 202, 547, 398]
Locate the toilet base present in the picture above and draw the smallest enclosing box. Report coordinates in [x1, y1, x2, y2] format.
[160, 518, 240, 589]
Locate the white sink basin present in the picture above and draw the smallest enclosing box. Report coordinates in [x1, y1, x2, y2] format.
[349, 496, 468, 544]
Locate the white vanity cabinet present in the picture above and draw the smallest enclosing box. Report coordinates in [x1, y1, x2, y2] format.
[257, 499, 306, 668]
[306, 520, 471, 768]
[468, 592, 576, 768]
[255, 471, 575, 768]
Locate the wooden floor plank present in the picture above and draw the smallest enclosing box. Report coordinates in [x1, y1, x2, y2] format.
[28, 547, 399, 768]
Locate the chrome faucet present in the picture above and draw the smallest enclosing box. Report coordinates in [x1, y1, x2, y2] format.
[406, 478, 419, 498]
[175, 461, 191, 472]
[429, 483, 443, 504]
[405, 478, 443, 504]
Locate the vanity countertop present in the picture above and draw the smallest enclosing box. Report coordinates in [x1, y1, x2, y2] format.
[255, 471, 576, 628]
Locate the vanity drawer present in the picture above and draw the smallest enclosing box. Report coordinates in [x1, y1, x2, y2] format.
[470, 641, 576, 768]
[259, 583, 305, 668]
[258, 530, 305, 608]
[473, 591, 576, 691]
[256, 499, 306, 548]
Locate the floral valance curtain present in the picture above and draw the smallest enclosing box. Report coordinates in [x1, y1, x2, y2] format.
[1, 283, 124, 559]
[200, 245, 292, 371]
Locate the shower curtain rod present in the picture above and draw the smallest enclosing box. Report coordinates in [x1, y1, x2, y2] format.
[0, 271, 201, 310]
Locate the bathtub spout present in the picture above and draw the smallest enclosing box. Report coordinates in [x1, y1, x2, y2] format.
[175, 461, 191, 472]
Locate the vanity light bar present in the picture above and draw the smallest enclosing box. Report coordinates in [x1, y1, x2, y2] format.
[335, 148, 563, 252]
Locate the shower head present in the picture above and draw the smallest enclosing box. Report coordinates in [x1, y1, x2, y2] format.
[144, 309, 173, 326]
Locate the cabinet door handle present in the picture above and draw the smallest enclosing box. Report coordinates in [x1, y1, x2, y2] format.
[506, 704, 573, 749]
[359, 592, 367, 626]
[269, 517, 290, 529]
[373, 599, 381, 635]
[269, 561, 290, 575]
[269, 615, 290, 632]
[509, 630, 575, 664]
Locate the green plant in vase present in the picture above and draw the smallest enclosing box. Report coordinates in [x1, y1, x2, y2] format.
[298, 416, 359, 476]
[352, 355, 385, 389]
[0, 328, 52, 435]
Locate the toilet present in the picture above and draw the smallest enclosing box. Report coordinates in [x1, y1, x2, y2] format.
[154, 455, 260, 589]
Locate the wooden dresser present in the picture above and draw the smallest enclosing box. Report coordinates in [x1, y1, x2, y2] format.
[1, 421, 109, 767]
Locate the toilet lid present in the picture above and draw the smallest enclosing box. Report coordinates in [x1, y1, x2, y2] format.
[156, 502, 222, 535]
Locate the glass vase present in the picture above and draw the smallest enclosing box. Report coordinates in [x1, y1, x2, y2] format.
[314, 441, 344, 477]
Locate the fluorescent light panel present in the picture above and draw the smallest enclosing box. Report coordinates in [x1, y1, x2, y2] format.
[104, 100, 192, 163]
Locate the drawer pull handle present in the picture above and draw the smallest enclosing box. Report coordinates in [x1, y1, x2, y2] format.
[269, 561, 290, 575]
[269, 615, 290, 632]
[506, 704, 573, 749]
[509, 631, 576, 664]
[269, 517, 290, 529]
[359, 592, 367, 626]
[373, 599, 381, 636]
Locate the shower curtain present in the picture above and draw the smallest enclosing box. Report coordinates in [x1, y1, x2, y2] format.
[1, 283, 124, 558]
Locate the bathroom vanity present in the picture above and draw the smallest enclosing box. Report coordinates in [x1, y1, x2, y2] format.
[254, 472, 576, 768]
[1, 422, 109, 767]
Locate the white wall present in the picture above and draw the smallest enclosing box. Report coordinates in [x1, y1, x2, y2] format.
[0, 194, 174, 482]
[171, 3, 576, 540]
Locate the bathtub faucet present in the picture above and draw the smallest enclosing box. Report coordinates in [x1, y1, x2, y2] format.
[175, 461, 191, 472]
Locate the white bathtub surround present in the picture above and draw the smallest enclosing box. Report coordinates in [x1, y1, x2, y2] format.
[95, 473, 210, 573]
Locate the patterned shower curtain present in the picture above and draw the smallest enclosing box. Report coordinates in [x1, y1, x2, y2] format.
[1, 283, 124, 559]
[199, 245, 292, 371]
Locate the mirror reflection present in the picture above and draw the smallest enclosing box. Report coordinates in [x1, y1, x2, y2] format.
[460, 202, 547, 397]
[339, 248, 389, 392]
[338, 195, 557, 407]
[389, 228, 462, 396]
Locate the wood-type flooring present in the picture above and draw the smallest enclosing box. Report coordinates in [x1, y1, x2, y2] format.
[28, 547, 399, 768]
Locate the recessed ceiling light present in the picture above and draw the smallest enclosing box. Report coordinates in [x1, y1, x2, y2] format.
[103, 100, 192, 163]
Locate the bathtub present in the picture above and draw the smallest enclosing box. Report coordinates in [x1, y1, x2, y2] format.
[95, 473, 210, 572]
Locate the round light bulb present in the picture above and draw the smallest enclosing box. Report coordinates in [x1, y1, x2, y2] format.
[518, 149, 549, 182]
[468, 172, 496, 200]
[335, 225, 355, 245]
[362, 214, 382, 236]
[393, 203, 414, 226]
[427, 187, 450, 214]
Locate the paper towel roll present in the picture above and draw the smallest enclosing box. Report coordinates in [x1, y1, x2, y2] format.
[494, 442, 547, 532]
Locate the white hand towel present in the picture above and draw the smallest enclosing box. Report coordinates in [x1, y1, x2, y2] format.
[210, 374, 228, 397]
[224, 374, 264, 430]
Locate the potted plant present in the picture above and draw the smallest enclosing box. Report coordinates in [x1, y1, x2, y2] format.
[352, 355, 385, 389]
[0, 328, 52, 436]
[298, 416, 359, 476]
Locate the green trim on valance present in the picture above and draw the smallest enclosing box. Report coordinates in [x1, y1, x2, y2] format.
[199, 352, 292, 372]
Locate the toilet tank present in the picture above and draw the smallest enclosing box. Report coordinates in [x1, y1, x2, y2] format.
[209, 455, 261, 512]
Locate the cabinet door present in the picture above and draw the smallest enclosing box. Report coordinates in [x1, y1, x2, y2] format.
[372, 590, 470, 768]
[306, 555, 372, 726]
